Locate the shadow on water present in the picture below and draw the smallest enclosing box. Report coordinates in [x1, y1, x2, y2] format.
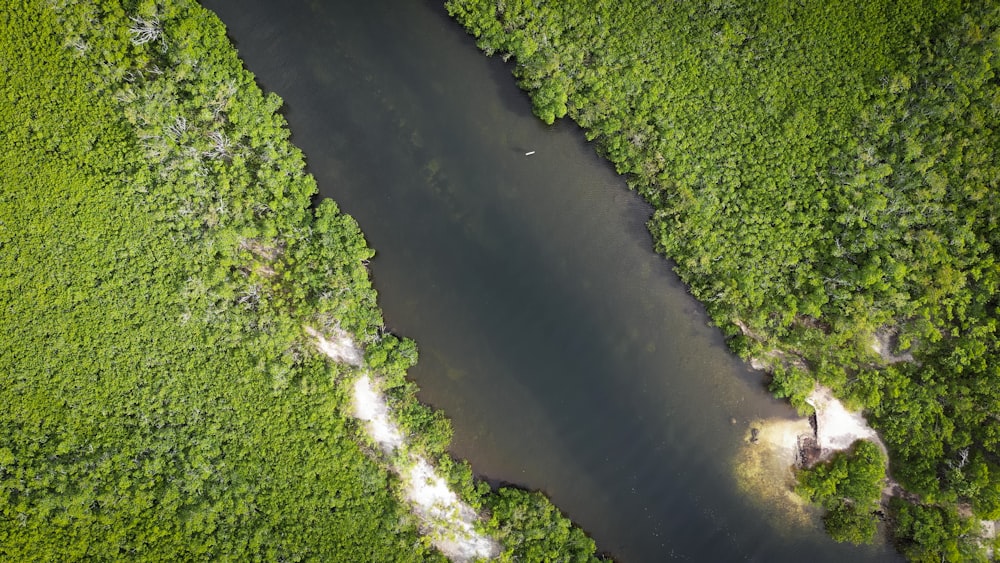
[417, 0, 541, 119]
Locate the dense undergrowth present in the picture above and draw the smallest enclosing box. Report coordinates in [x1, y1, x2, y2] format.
[0, 0, 596, 560]
[447, 0, 999, 559]
[796, 440, 886, 545]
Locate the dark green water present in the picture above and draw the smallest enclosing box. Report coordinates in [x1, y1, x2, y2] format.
[201, 1, 899, 560]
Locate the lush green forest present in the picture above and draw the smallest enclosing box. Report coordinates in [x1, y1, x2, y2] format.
[447, 0, 999, 558]
[0, 0, 597, 560]
[796, 440, 886, 545]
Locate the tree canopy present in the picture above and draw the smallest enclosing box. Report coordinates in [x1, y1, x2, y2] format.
[797, 441, 886, 544]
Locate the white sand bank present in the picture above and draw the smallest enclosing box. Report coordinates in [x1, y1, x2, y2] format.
[353, 373, 405, 451]
[806, 386, 885, 457]
[306, 326, 364, 366]
[309, 328, 499, 561]
[406, 458, 499, 561]
[735, 385, 886, 530]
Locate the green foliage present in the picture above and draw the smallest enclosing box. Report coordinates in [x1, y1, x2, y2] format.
[768, 365, 814, 414]
[823, 501, 879, 546]
[486, 488, 599, 563]
[798, 441, 886, 506]
[448, 0, 1000, 555]
[890, 499, 985, 563]
[391, 384, 454, 455]
[0, 0, 432, 559]
[367, 334, 420, 382]
[797, 441, 886, 544]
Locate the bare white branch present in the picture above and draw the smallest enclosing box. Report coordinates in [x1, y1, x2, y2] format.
[128, 17, 161, 46]
[69, 38, 88, 54]
[204, 131, 231, 160]
[166, 116, 188, 139]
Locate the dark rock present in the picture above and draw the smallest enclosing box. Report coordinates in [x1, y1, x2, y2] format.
[796, 435, 821, 468]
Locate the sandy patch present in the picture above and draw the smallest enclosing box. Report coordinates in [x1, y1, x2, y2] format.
[309, 328, 499, 561]
[306, 326, 363, 367]
[806, 386, 885, 457]
[870, 328, 914, 364]
[353, 373, 405, 451]
[735, 385, 886, 531]
[405, 457, 500, 562]
[977, 519, 998, 558]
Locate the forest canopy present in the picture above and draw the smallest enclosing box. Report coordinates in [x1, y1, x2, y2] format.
[447, 0, 999, 558]
[1, 0, 596, 560]
[0, 0, 422, 558]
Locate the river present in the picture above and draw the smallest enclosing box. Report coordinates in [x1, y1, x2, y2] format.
[200, 0, 899, 560]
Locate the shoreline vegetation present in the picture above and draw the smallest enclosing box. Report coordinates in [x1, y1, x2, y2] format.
[446, 0, 999, 559]
[310, 327, 499, 561]
[737, 386, 888, 541]
[2, 0, 598, 560]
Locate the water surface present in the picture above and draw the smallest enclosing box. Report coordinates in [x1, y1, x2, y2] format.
[201, 1, 899, 560]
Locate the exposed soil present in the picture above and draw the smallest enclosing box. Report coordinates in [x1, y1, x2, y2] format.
[310, 328, 499, 561]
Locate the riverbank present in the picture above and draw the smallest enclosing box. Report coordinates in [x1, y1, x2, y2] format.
[735, 385, 887, 532]
[807, 387, 885, 457]
[0, 1, 439, 558]
[310, 329, 500, 561]
[3, 1, 603, 559]
[447, 1, 1000, 556]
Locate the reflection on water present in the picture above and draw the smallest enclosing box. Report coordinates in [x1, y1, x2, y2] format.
[202, 0, 900, 560]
